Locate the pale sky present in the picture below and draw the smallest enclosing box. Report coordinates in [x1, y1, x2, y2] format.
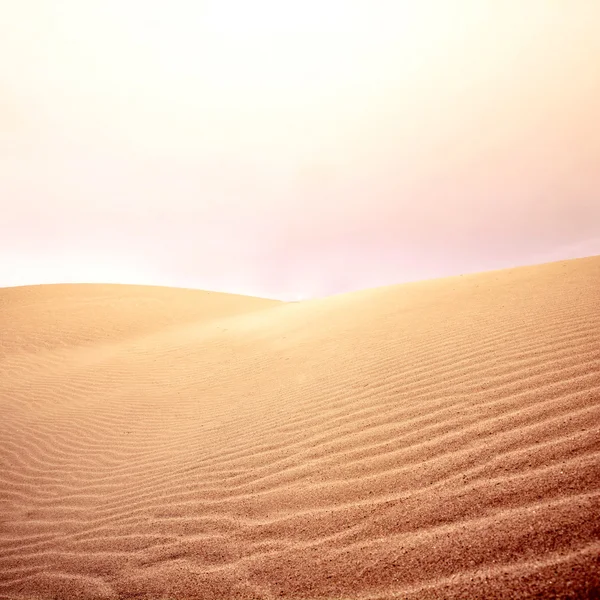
[1, 1, 599, 300]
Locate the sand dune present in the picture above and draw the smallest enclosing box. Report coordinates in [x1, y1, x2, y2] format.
[1, 257, 599, 599]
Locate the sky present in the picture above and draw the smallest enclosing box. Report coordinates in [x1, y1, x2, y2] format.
[1, 0, 599, 300]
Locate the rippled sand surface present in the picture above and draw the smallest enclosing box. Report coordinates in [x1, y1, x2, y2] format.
[1, 257, 599, 599]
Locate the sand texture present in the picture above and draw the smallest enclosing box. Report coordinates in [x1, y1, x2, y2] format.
[1, 257, 600, 599]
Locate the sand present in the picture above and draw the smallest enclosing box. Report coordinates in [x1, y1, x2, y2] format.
[1, 256, 599, 599]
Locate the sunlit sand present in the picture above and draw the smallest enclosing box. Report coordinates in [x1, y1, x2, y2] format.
[1, 256, 599, 599]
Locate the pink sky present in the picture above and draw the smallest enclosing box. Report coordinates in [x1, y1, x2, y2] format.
[1, 1, 599, 300]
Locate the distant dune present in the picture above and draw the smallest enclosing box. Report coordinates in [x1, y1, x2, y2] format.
[1, 257, 599, 599]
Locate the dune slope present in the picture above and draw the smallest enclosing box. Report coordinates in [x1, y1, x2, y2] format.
[1, 257, 600, 599]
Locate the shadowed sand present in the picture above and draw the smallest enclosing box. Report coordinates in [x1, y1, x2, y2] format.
[1, 257, 600, 599]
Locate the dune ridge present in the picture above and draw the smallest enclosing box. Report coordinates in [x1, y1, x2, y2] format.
[1, 256, 600, 599]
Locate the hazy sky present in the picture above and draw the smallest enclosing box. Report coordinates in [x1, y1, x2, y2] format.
[1, 1, 599, 300]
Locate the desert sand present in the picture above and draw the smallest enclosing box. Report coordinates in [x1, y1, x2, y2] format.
[1, 256, 599, 599]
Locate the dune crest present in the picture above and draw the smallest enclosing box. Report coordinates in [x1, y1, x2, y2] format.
[1, 257, 600, 599]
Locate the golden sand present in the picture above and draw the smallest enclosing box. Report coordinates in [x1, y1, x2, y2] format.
[1, 257, 599, 599]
